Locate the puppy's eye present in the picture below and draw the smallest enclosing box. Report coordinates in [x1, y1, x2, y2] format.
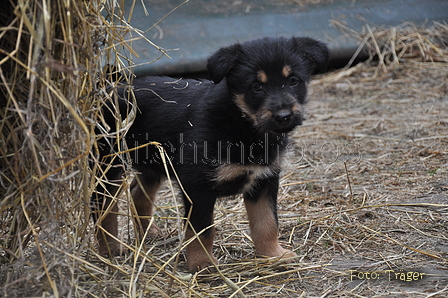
[252, 83, 263, 92]
[289, 76, 300, 86]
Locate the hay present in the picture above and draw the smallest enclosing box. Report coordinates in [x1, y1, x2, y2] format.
[1, 1, 448, 296]
[0, 0, 154, 296]
[331, 20, 448, 76]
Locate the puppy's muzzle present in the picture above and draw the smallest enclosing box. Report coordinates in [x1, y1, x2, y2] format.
[273, 109, 293, 127]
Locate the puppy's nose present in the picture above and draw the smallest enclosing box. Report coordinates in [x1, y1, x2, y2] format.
[273, 109, 293, 126]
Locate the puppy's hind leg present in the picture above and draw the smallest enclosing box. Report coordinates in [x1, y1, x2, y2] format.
[130, 171, 163, 240]
[92, 166, 124, 256]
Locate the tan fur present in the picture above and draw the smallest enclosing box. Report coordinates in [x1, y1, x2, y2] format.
[214, 163, 277, 183]
[244, 193, 296, 258]
[185, 227, 218, 272]
[214, 163, 279, 192]
[291, 101, 302, 114]
[282, 65, 292, 77]
[130, 176, 162, 239]
[258, 109, 273, 123]
[257, 70, 268, 83]
[234, 94, 257, 123]
[98, 176, 162, 255]
[214, 163, 248, 181]
[234, 94, 277, 131]
[98, 198, 120, 255]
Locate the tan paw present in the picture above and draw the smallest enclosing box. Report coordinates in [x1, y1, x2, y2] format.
[256, 245, 297, 260]
[278, 249, 298, 260]
[146, 222, 163, 238]
[187, 253, 219, 273]
[99, 241, 121, 256]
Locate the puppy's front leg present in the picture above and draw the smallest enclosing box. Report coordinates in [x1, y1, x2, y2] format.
[244, 175, 296, 259]
[183, 193, 219, 273]
[185, 225, 218, 273]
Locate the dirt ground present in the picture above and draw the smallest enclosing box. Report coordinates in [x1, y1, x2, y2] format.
[277, 60, 448, 296]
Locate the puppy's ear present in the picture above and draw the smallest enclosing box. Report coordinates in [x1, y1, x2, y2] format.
[207, 44, 241, 84]
[293, 37, 330, 74]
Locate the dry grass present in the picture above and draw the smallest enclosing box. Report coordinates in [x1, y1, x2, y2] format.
[0, 0, 159, 296]
[1, 1, 448, 297]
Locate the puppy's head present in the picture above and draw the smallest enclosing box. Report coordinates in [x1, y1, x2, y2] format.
[207, 37, 329, 134]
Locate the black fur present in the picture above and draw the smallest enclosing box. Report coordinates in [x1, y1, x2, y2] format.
[93, 36, 329, 272]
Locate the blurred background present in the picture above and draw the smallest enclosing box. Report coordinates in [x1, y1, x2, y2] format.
[125, 0, 448, 76]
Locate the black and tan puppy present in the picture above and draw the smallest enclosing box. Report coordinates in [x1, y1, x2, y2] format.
[93, 36, 329, 273]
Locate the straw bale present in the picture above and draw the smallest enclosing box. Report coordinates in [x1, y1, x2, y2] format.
[0, 0, 144, 296]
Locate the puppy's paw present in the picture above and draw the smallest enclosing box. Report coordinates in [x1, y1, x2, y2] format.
[146, 223, 163, 239]
[187, 253, 219, 273]
[255, 246, 297, 270]
[99, 242, 122, 257]
[256, 245, 297, 260]
[277, 249, 298, 260]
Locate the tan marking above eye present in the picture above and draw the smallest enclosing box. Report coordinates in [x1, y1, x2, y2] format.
[257, 70, 268, 83]
[282, 65, 292, 77]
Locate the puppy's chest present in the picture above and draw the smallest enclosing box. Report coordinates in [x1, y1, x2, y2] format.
[212, 163, 279, 195]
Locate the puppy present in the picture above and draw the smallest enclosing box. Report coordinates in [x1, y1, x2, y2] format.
[93, 36, 329, 273]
